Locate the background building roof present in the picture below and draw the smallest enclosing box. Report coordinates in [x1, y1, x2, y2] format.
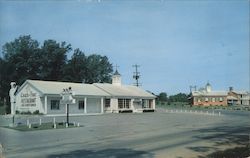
[232, 90, 249, 95]
[192, 91, 228, 96]
[227, 95, 238, 100]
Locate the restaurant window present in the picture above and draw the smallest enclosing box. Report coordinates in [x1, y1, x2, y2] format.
[118, 99, 131, 109]
[51, 100, 60, 110]
[125, 99, 130, 108]
[78, 100, 85, 110]
[105, 99, 111, 108]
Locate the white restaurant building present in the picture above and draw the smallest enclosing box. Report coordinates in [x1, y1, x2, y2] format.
[10, 70, 156, 116]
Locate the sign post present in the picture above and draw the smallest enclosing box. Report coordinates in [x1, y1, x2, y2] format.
[66, 104, 69, 126]
[60, 87, 75, 127]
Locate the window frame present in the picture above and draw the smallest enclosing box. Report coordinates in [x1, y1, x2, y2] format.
[78, 100, 85, 110]
[118, 98, 131, 109]
[205, 97, 208, 102]
[105, 99, 111, 108]
[51, 100, 60, 110]
[212, 98, 215, 102]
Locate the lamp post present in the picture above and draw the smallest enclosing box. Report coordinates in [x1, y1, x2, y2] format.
[60, 87, 75, 127]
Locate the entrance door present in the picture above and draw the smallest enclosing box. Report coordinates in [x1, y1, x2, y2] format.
[133, 99, 142, 109]
[86, 98, 101, 113]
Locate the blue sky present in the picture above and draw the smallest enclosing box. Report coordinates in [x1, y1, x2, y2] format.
[0, 0, 249, 95]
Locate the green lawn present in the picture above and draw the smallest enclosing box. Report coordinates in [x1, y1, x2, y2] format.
[6, 122, 82, 131]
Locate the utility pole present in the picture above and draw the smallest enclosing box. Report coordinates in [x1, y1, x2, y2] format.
[189, 85, 197, 93]
[133, 64, 141, 87]
[114, 64, 119, 71]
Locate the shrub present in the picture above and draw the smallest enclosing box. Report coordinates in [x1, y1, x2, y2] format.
[21, 111, 32, 115]
[0, 101, 4, 107]
[33, 110, 40, 114]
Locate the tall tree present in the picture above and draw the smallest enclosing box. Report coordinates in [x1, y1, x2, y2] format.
[2, 35, 40, 82]
[85, 54, 113, 83]
[40, 40, 71, 81]
[63, 49, 87, 82]
[168, 93, 189, 102]
[157, 92, 168, 102]
[0, 58, 9, 101]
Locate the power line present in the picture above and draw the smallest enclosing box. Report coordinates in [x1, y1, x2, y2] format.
[189, 85, 197, 93]
[113, 64, 119, 71]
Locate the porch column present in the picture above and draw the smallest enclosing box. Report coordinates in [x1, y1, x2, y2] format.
[152, 99, 156, 110]
[84, 97, 87, 114]
[131, 99, 135, 111]
[44, 95, 48, 114]
[101, 97, 104, 113]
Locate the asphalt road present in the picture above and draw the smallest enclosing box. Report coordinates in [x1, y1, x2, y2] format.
[0, 109, 249, 158]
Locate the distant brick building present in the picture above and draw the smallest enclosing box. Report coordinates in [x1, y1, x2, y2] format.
[191, 83, 228, 106]
[190, 83, 250, 106]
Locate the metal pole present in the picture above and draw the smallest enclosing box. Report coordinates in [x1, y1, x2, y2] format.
[66, 104, 69, 125]
[12, 115, 14, 125]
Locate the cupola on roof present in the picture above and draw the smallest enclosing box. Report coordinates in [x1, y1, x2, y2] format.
[113, 69, 121, 76]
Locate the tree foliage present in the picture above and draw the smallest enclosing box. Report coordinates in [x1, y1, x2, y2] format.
[168, 93, 189, 103]
[63, 48, 87, 82]
[2, 35, 40, 82]
[85, 54, 113, 83]
[39, 40, 71, 81]
[157, 92, 189, 103]
[157, 92, 168, 102]
[0, 35, 113, 113]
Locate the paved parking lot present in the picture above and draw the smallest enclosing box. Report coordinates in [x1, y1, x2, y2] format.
[0, 110, 249, 158]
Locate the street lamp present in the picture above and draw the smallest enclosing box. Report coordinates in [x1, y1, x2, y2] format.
[60, 87, 75, 127]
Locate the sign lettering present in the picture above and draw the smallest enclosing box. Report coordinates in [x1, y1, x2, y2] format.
[21, 91, 37, 107]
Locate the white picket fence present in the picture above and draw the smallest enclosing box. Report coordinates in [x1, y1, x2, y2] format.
[166, 109, 221, 116]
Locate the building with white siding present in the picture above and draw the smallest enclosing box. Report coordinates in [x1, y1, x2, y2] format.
[227, 87, 250, 106]
[10, 70, 156, 115]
